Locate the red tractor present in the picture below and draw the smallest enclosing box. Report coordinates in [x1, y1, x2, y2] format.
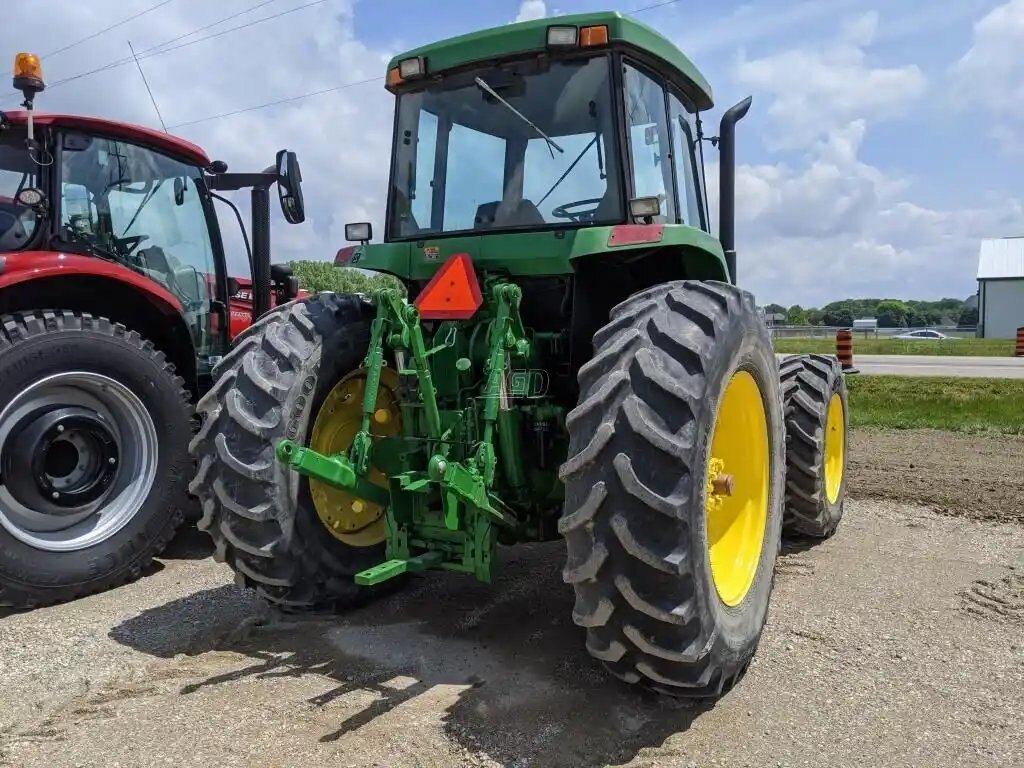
[0, 53, 307, 606]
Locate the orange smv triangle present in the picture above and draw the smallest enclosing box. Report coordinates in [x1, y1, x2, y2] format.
[414, 253, 483, 320]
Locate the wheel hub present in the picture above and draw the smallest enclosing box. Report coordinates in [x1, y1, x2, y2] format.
[308, 368, 401, 547]
[0, 371, 158, 552]
[2, 406, 119, 515]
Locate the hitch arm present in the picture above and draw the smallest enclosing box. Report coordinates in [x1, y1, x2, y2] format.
[276, 440, 390, 507]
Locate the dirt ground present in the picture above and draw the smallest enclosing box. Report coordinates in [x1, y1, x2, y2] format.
[848, 429, 1024, 524]
[1, 429, 1022, 768]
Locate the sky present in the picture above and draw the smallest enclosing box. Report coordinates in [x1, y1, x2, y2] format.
[1, 0, 1021, 307]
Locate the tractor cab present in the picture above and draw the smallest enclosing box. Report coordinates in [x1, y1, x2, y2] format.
[0, 53, 305, 383]
[345, 12, 747, 287]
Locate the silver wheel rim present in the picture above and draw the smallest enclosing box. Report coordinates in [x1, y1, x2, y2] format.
[0, 372, 158, 552]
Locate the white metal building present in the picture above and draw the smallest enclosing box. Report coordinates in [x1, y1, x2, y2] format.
[977, 237, 1024, 339]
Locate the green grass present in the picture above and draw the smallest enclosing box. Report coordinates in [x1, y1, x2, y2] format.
[847, 375, 1024, 435]
[774, 337, 1015, 357]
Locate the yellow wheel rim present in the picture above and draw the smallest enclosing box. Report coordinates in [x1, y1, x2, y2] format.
[824, 393, 845, 504]
[706, 370, 770, 607]
[308, 368, 401, 547]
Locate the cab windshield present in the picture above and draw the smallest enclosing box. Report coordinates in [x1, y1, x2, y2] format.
[0, 128, 42, 251]
[59, 133, 220, 356]
[59, 133, 217, 312]
[387, 55, 622, 239]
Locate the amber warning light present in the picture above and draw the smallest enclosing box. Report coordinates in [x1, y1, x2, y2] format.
[414, 253, 483, 320]
[13, 52, 45, 93]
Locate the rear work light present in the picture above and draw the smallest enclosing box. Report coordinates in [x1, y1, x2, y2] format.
[390, 56, 427, 87]
[399, 56, 426, 80]
[546, 26, 578, 48]
[546, 25, 608, 49]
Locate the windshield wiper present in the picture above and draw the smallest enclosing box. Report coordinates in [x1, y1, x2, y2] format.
[537, 134, 599, 207]
[474, 77, 563, 158]
[120, 179, 163, 237]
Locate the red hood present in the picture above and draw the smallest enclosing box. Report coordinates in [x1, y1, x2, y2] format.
[2, 110, 211, 167]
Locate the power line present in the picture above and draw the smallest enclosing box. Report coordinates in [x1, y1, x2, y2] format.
[632, 0, 683, 12]
[44, 0, 176, 58]
[138, 0, 282, 56]
[44, 0, 324, 92]
[166, 77, 381, 129]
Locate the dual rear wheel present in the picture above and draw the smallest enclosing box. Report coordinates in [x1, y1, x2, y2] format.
[559, 281, 848, 696]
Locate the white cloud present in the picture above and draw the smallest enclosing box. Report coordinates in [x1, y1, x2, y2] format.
[952, 0, 1024, 152]
[735, 11, 927, 149]
[514, 1, 547, 23]
[1, 0, 395, 276]
[714, 10, 1011, 305]
[731, 121, 1022, 305]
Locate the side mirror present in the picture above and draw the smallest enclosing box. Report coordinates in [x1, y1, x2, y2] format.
[275, 149, 305, 225]
[226, 277, 241, 297]
[345, 222, 372, 243]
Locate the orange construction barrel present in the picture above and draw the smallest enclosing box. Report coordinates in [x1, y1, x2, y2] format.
[836, 329, 859, 373]
[1016, 327, 1024, 358]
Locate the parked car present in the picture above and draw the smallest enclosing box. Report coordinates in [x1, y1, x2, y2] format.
[892, 329, 949, 340]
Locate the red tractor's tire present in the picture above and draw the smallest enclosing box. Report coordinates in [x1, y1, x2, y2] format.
[780, 354, 849, 539]
[0, 311, 192, 607]
[189, 294, 394, 611]
[560, 281, 785, 697]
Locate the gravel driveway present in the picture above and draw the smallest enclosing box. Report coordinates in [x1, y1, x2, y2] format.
[1, 430, 1022, 768]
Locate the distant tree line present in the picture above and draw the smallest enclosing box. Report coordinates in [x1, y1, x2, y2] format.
[289, 260, 404, 295]
[289, 262, 979, 329]
[762, 298, 978, 328]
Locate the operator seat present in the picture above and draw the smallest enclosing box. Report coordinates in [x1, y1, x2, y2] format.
[475, 199, 545, 229]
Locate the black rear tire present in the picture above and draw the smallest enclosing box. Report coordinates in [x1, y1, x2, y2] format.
[0, 311, 191, 608]
[559, 281, 785, 697]
[189, 294, 392, 611]
[780, 354, 849, 538]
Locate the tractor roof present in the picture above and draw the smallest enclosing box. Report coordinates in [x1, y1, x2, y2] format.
[2, 111, 211, 167]
[387, 11, 713, 111]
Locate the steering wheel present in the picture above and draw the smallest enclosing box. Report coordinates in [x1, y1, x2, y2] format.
[114, 234, 149, 256]
[551, 198, 603, 223]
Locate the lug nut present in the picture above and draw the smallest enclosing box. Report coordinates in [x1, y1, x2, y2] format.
[108, 457, 116, 465]
[51, 491, 60, 499]
[57, 424, 65, 433]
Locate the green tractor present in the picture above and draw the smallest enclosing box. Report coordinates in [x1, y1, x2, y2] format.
[190, 11, 849, 697]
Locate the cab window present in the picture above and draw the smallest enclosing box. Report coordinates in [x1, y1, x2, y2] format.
[622, 61, 674, 223]
[59, 133, 218, 354]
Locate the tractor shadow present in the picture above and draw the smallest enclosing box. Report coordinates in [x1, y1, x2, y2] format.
[159, 523, 215, 560]
[110, 542, 713, 767]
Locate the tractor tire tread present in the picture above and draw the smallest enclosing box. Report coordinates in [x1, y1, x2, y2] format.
[780, 354, 848, 538]
[189, 293, 388, 611]
[560, 280, 783, 698]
